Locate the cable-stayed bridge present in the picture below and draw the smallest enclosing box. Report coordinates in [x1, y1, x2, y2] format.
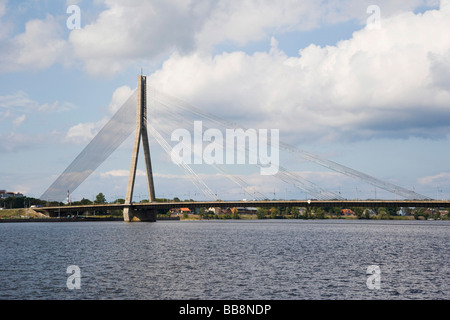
[38, 75, 444, 222]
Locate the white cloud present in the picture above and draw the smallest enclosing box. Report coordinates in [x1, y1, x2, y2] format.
[0, 91, 76, 118]
[66, 0, 441, 75]
[0, 132, 44, 152]
[100, 169, 146, 178]
[66, 0, 82, 5]
[13, 114, 26, 126]
[64, 84, 133, 144]
[418, 172, 450, 186]
[0, 0, 12, 41]
[108, 85, 134, 114]
[37, 101, 77, 113]
[148, 4, 450, 143]
[69, 0, 214, 75]
[0, 15, 67, 72]
[0, 0, 441, 75]
[0, 91, 39, 108]
[65, 119, 107, 144]
[0, 90, 77, 152]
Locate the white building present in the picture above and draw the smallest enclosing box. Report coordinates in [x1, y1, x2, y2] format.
[0, 190, 24, 199]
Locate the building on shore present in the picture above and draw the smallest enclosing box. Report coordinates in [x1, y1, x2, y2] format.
[0, 190, 24, 199]
[170, 208, 192, 215]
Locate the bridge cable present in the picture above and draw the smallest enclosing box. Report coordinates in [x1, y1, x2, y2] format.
[146, 121, 218, 201]
[148, 109, 268, 201]
[40, 90, 138, 202]
[150, 87, 429, 200]
[150, 88, 344, 200]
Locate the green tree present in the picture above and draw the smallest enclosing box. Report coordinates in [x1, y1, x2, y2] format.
[256, 207, 268, 219]
[270, 207, 280, 219]
[291, 207, 300, 219]
[315, 207, 326, 219]
[363, 208, 372, 219]
[352, 207, 364, 219]
[95, 193, 106, 204]
[71, 198, 93, 206]
[0, 196, 32, 209]
[304, 207, 312, 219]
[386, 207, 399, 216]
[231, 207, 240, 219]
[328, 207, 342, 218]
[431, 209, 440, 220]
[80, 198, 93, 205]
[377, 207, 390, 220]
[205, 210, 216, 219]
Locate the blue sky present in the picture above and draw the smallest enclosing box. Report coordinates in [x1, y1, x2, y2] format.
[1, 0, 449, 202]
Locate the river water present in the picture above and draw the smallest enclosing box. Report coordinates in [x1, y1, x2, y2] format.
[0, 219, 448, 300]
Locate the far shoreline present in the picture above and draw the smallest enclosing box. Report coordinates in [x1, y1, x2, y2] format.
[1, 214, 444, 223]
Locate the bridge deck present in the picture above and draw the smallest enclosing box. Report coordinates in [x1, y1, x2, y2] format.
[35, 200, 450, 216]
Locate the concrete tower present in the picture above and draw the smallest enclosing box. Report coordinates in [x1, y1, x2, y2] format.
[123, 75, 157, 222]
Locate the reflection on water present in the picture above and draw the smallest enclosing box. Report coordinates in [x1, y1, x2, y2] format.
[0, 220, 448, 300]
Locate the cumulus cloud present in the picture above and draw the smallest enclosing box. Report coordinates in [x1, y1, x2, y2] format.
[69, 0, 216, 75]
[66, 0, 441, 75]
[108, 85, 134, 114]
[64, 85, 133, 144]
[0, 0, 442, 75]
[194, 0, 432, 49]
[148, 4, 450, 143]
[65, 120, 106, 144]
[0, 14, 67, 73]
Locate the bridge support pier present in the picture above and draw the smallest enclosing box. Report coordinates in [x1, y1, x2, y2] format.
[123, 206, 157, 222]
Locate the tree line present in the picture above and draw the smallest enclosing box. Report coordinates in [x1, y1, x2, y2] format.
[0, 196, 59, 209]
[2, 193, 447, 221]
[253, 206, 447, 220]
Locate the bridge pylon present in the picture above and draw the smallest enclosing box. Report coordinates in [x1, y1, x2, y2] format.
[123, 75, 157, 222]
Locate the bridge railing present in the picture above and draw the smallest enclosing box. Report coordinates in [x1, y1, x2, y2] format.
[36, 200, 450, 216]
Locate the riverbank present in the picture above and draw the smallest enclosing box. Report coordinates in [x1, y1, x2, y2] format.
[1, 208, 444, 222]
[0, 216, 182, 223]
[0, 216, 124, 223]
[0, 209, 181, 223]
[179, 214, 419, 221]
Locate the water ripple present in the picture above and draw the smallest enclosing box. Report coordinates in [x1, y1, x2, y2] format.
[0, 220, 448, 300]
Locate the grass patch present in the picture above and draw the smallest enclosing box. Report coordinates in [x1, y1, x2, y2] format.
[0, 209, 47, 219]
